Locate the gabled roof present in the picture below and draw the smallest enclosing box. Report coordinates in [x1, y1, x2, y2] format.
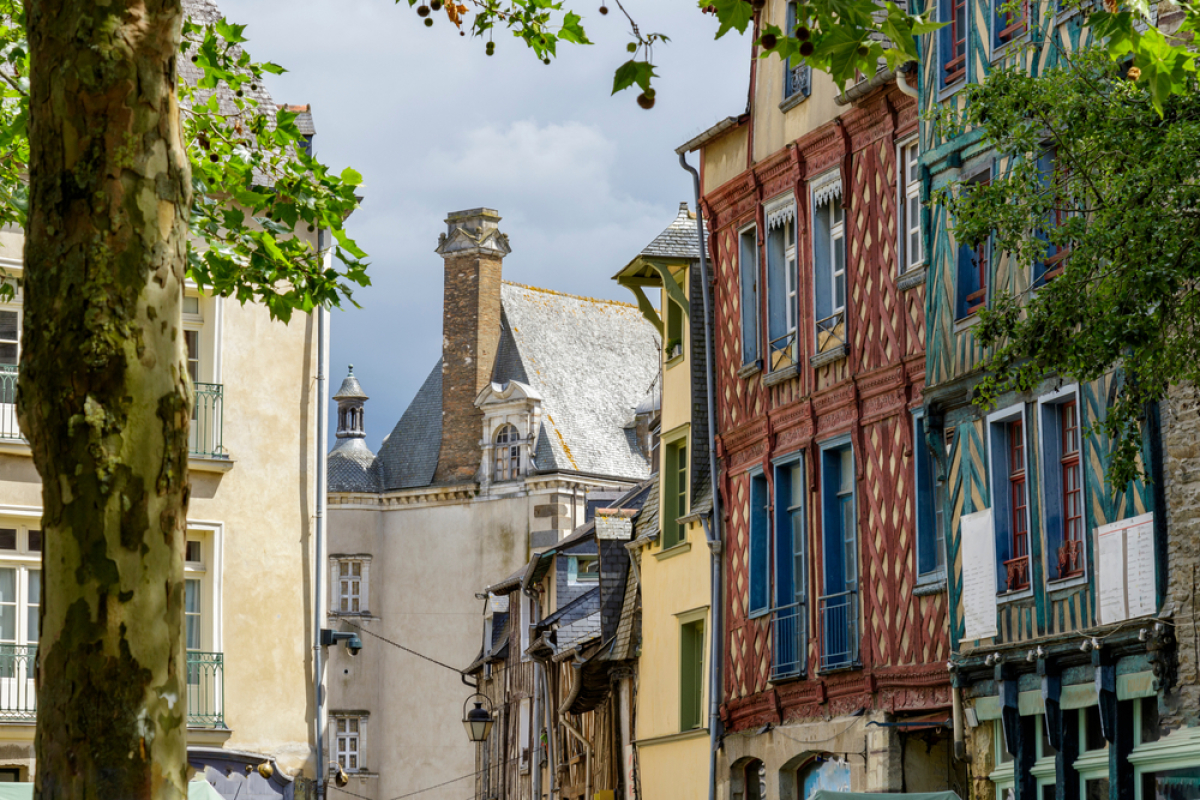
[342, 282, 658, 494]
[638, 202, 706, 261]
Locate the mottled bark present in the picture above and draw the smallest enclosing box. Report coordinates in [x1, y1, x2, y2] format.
[22, 0, 192, 797]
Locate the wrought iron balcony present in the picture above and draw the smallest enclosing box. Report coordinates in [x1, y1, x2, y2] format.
[1004, 555, 1031, 592]
[0, 366, 225, 459]
[770, 601, 806, 681]
[0, 646, 225, 727]
[818, 590, 858, 671]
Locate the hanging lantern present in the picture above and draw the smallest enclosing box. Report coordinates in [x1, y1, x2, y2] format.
[462, 694, 495, 743]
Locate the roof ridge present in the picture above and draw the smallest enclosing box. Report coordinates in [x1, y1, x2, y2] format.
[502, 281, 639, 310]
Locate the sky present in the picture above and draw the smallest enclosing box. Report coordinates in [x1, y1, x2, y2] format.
[220, 0, 751, 451]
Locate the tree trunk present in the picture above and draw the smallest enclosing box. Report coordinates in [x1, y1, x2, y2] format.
[22, 0, 192, 797]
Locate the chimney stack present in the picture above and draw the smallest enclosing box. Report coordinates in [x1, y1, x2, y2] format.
[433, 208, 510, 484]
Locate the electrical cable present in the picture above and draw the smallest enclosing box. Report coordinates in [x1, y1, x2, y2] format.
[338, 618, 466, 676]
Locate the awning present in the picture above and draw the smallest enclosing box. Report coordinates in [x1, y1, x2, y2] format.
[811, 792, 961, 800]
[0, 781, 225, 800]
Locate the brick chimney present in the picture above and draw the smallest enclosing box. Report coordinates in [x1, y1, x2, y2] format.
[433, 208, 511, 484]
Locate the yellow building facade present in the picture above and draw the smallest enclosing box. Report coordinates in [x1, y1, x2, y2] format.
[616, 204, 715, 800]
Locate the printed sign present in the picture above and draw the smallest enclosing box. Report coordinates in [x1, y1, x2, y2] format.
[961, 507, 999, 642]
[1096, 513, 1156, 624]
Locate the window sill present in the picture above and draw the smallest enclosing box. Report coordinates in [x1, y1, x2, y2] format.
[990, 34, 1030, 64]
[190, 454, 236, 474]
[897, 264, 927, 291]
[953, 313, 983, 334]
[1047, 573, 1089, 594]
[635, 727, 710, 748]
[665, 353, 685, 370]
[654, 541, 692, 561]
[763, 364, 799, 387]
[997, 586, 1034, 604]
[810, 344, 848, 369]
[937, 79, 968, 104]
[737, 361, 762, 380]
[914, 571, 947, 596]
[779, 91, 810, 113]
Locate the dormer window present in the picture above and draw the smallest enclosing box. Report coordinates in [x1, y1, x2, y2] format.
[494, 425, 521, 482]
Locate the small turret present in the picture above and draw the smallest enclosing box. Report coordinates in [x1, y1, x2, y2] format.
[334, 365, 368, 440]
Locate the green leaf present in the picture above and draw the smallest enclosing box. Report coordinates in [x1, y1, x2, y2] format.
[611, 59, 657, 94]
[708, 0, 754, 39]
[339, 167, 363, 187]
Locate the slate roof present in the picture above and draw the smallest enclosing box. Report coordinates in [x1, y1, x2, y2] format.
[687, 262, 714, 517]
[333, 368, 368, 400]
[539, 586, 600, 630]
[554, 612, 602, 657]
[180, 0, 285, 117]
[639, 202, 707, 261]
[350, 283, 659, 493]
[497, 283, 658, 479]
[327, 437, 378, 493]
[368, 359, 442, 492]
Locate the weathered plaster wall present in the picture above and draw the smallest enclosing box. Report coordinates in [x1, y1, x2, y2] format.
[703, 125, 751, 196]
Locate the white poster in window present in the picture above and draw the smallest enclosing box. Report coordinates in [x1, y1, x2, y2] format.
[961, 507, 999, 642]
[1096, 512, 1156, 624]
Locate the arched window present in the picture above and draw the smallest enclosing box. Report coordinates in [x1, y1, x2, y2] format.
[796, 756, 851, 799]
[494, 425, 521, 482]
[732, 758, 766, 800]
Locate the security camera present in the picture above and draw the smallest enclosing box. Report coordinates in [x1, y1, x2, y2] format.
[320, 628, 364, 656]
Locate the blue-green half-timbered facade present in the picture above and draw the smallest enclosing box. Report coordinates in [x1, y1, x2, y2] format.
[914, 3, 1185, 800]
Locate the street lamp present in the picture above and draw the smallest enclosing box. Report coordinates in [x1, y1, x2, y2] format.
[462, 693, 495, 743]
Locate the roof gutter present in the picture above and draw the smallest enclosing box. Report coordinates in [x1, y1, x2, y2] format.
[678, 151, 724, 800]
[675, 116, 743, 155]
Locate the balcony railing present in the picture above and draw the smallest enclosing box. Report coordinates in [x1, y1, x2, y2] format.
[818, 590, 858, 671]
[0, 646, 224, 727]
[191, 382, 226, 458]
[771, 601, 806, 681]
[0, 366, 225, 459]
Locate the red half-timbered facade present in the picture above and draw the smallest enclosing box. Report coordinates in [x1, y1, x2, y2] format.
[692, 16, 962, 790]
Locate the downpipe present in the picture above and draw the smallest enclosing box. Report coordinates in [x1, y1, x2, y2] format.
[559, 659, 593, 799]
[678, 151, 724, 800]
[313, 245, 331, 799]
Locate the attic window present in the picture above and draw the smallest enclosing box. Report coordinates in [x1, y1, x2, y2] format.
[494, 425, 521, 482]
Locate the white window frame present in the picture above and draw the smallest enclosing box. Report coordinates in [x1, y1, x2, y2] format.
[329, 555, 372, 617]
[183, 520, 223, 654]
[830, 202, 846, 316]
[567, 554, 599, 585]
[897, 137, 924, 274]
[0, 517, 42, 648]
[331, 713, 367, 773]
[493, 423, 522, 482]
[520, 592, 534, 662]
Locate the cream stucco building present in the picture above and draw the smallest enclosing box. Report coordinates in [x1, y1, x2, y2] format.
[322, 208, 659, 800]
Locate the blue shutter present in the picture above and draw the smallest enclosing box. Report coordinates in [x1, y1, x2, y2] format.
[915, 417, 938, 576]
[821, 448, 845, 591]
[989, 422, 1013, 591]
[1041, 403, 1064, 563]
[740, 228, 760, 367]
[812, 204, 831, 323]
[749, 473, 770, 616]
[1034, 149, 1055, 285]
[774, 465, 794, 607]
[956, 242, 979, 319]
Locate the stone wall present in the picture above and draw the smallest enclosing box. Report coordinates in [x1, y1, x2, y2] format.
[1161, 383, 1200, 729]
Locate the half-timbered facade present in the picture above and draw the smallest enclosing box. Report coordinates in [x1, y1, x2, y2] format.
[686, 2, 961, 796]
[917, 4, 1181, 799]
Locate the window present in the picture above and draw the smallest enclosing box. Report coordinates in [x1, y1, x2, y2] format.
[518, 697, 531, 770]
[1036, 146, 1071, 284]
[772, 458, 806, 679]
[339, 561, 363, 613]
[334, 715, 364, 772]
[0, 309, 17, 366]
[493, 424, 521, 482]
[0, 306, 20, 420]
[331, 556, 370, 616]
[797, 757, 852, 797]
[665, 293, 685, 361]
[940, 0, 968, 86]
[567, 555, 599, 584]
[988, 407, 1031, 594]
[739, 225, 760, 368]
[812, 187, 846, 353]
[765, 198, 798, 372]
[679, 618, 705, 730]
[914, 414, 946, 580]
[957, 172, 992, 318]
[993, 0, 1027, 49]
[662, 437, 689, 548]
[783, 2, 812, 100]
[819, 443, 857, 669]
[0, 524, 42, 649]
[733, 759, 766, 800]
[1040, 390, 1085, 581]
[748, 470, 770, 617]
[898, 139, 924, 274]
